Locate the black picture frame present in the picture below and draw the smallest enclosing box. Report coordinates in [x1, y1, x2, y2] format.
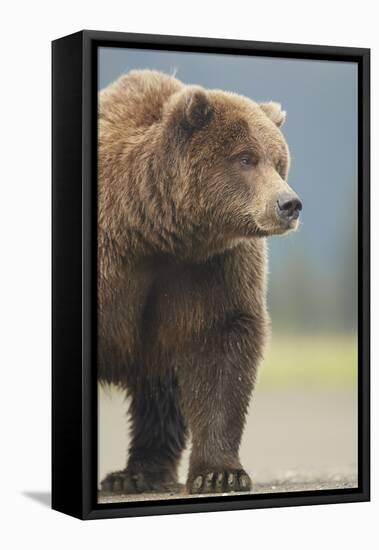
[52, 30, 370, 520]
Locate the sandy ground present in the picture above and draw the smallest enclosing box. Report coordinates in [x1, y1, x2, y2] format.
[98, 386, 357, 504]
[98, 473, 357, 504]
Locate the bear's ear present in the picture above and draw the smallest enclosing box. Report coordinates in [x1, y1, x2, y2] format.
[179, 87, 213, 131]
[259, 101, 286, 128]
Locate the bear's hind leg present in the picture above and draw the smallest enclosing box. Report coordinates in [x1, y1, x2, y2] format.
[101, 371, 187, 495]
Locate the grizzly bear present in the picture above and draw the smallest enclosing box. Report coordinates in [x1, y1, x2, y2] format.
[98, 70, 302, 495]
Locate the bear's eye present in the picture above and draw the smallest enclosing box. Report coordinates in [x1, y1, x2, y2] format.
[239, 153, 256, 168]
[276, 160, 286, 178]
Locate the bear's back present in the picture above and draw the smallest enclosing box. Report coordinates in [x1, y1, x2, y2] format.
[99, 69, 183, 132]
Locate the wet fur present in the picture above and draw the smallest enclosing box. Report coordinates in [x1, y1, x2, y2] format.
[98, 70, 290, 494]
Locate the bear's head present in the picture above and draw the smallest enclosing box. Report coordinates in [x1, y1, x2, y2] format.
[161, 85, 302, 242]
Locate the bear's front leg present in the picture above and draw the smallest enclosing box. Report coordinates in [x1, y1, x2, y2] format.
[179, 314, 262, 494]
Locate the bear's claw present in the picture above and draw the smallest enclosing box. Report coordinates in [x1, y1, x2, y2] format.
[188, 469, 252, 494]
[100, 470, 184, 495]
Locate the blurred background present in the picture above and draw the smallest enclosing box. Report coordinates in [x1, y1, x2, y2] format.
[98, 47, 358, 497]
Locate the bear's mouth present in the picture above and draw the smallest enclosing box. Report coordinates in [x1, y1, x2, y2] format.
[275, 216, 300, 235]
[278, 215, 300, 231]
[255, 213, 300, 237]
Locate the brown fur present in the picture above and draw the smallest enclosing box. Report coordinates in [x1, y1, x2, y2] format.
[98, 70, 300, 495]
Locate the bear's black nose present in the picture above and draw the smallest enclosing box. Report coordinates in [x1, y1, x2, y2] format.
[277, 194, 303, 220]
